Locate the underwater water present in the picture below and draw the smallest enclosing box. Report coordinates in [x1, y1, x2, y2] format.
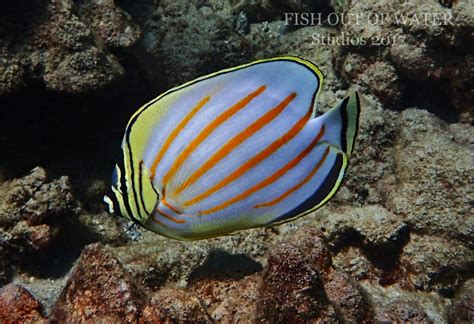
[0, 0, 472, 322]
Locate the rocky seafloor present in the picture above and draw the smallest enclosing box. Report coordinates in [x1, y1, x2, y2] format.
[0, 0, 473, 322]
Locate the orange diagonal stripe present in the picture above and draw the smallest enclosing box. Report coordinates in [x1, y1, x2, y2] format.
[150, 95, 211, 180]
[185, 110, 316, 208]
[198, 125, 325, 214]
[156, 208, 185, 224]
[255, 145, 330, 208]
[162, 85, 266, 188]
[162, 199, 182, 214]
[151, 217, 167, 227]
[175, 92, 297, 195]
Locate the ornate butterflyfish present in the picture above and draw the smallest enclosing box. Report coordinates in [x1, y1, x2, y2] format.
[103, 56, 360, 240]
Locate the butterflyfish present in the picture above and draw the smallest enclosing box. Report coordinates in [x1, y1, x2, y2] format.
[103, 56, 360, 240]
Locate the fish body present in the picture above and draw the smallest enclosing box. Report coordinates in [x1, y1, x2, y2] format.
[104, 56, 360, 240]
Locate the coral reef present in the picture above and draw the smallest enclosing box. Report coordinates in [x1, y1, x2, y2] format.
[142, 288, 211, 323]
[259, 227, 370, 322]
[0, 167, 76, 283]
[50, 243, 140, 323]
[0, 284, 47, 323]
[126, 0, 256, 87]
[190, 275, 260, 322]
[400, 234, 472, 294]
[389, 109, 474, 248]
[448, 279, 474, 323]
[0, 0, 139, 95]
[335, 0, 474, 121]
[0, 0, 472, 321]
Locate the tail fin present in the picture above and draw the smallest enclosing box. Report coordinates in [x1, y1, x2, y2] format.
[316, 92, 360, 156]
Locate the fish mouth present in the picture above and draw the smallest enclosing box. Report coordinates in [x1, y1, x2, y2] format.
[102, 190, 121, 217]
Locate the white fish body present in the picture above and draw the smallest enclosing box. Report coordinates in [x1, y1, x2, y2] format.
[103, 56, 360, 240]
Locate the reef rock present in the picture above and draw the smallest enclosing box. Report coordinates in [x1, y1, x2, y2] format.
[51, 243, 141, 323]
[336, 0, 474, 120]
[259, 226, 370, 322]
[123, 0, 255, 87]
[0, 284, 47, 323]
[400, 234, 473, 295]
[0, 0, 140, 95]
[363, 283, 448, 323]
[320, 205, 408, 251]
[0, 167, 76, 283]
[111, 227, 270, 292]
[190, 275, 260, 322]
[448, 278, 474, 323]
[141, 288, 211, 323]
[388, 109, 474, 247]
[331, 95, 398, 205]
[315, 205, 410, 288]
[80, 0, 141, 48]
[0, 1, 472, 322]
[0, 167, 75, 228]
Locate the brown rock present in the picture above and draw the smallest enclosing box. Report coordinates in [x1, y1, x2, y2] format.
[191, 275, 261, 322]
[0, 0, 135, 95]
[333, 246, 378, 282]
[51, 243, 141, 323]
[141, 288, 210, 323]
[400, 234, 473, 294]
[112, 228, 271, 294]
[375, 300, 433, 323]
[0, 284, 46, 323]
[448, 279, 474, 323]
[1, 167, 75, 228]
[324, 269, 370, 323]
[363, 282, 448, 323]
[332, 97, 398, 205]
[389, 109, 474, 248]
[258, 227, 370, 322]
[359, 61, 403, 107]
[135, 0, 255, 87]
[0, 52, 25, 94]
[336, 0, 474, 117]
[272, 0, 331, 13]
[80, 0, 141, 48]
[259, 241, 338, 322]
[0, 167, 77, 283]
[320, 205, 408, 251]
[290, 226, 333, 273]
[8, 221, 57, 252]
